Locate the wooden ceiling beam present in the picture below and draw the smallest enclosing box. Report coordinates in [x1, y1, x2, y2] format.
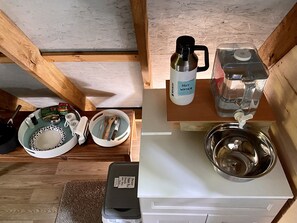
[259, 3, 297, 68]
[0, 10, 96, 111]
[43, 51, 139, 62]
[0, 89, 36, 111]
[0, 51, 139, 63]
[130, 0, 151, 88]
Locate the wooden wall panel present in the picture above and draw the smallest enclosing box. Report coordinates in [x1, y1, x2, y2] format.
[278, 201, 297, 223]
[259, 3, 297, 68]
[264, 46, 297, 223]
[0, 89, 35, 111]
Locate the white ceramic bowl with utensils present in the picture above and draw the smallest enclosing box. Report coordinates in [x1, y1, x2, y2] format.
[18, 106, 80, 158]
[88, 109, 130, 147]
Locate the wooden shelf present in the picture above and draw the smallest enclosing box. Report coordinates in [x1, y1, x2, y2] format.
[166, 80, 275, 131]
[0, 110, 135, 162]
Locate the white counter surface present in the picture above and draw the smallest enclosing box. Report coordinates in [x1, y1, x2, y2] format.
[141, 89, 172, 135]
[138, 89, 293, 199]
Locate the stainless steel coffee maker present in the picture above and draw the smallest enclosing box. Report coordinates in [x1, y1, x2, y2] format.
[211, 43, 269, 125]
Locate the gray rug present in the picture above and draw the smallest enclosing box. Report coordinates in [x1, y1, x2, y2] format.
[55, 180, 106, 223]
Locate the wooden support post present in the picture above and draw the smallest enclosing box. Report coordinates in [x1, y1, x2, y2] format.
[130, 0, 151, 88]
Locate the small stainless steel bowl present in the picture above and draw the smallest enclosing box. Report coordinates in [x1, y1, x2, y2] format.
[205, 123, 276, 182]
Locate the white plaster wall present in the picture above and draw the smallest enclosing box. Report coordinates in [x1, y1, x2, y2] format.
[55, 62, 143, 108]
[147, 0, 297, 88]
[0, 64, 63, 107]
[0, 0, 136, 51]
[0, 62, 143, 108]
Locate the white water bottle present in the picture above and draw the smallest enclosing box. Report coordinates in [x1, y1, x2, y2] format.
[170, 36, 209, 106]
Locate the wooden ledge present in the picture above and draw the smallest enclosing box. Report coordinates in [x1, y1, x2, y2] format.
[166, 80, 275, 131]
[0, 110, 135, 162]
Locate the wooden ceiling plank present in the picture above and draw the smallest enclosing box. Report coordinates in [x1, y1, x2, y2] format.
[130, 0, 151, 88]
[0, 51, 139, 63]
[0, 10, 96, 111]
[259, 3, 297, 68]
[0, 89, 36, 111]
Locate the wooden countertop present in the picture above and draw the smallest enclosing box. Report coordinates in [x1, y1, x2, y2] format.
[0, 110, 135, 162]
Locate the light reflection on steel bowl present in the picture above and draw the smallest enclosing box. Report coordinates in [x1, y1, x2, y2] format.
[205, 123, 276, 182]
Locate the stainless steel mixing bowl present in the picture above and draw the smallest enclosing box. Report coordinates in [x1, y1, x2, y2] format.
[205, 123, 276, 182]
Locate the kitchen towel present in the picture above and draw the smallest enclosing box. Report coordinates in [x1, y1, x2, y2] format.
[55, 180, 106, 223]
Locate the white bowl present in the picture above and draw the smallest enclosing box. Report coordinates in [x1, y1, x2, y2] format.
[89, 109, 130, 147]
[18, 108, 79, 159]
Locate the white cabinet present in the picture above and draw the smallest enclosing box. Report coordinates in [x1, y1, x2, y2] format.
[138, 89, 293, 223]
[142, 213, 207, 223]
[206, 215, 274, 223]
[143, 214, 273, 223]
[140, 197, 286, 223]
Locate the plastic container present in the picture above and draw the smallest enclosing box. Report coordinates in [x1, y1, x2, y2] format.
[211, 43, 269, 117]
[89, 109, 130, 147]
[102, 162, 141, 223]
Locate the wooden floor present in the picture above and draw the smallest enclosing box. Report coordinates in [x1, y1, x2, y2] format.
[0, 120, 142, 222]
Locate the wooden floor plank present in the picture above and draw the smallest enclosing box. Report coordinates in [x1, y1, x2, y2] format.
[33, 221, 55, 223]
[55, 161, 111, 176]
[0, 163, 58, 175]
[0, 204, 57, 220]
[0, 175, 105, 189]
[0, 189, 33, 203]
[30, 188, 63, 204]
[0, 221, 33, 223]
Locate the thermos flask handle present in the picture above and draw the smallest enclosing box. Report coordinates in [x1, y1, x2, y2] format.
[194, 45, 209, 72]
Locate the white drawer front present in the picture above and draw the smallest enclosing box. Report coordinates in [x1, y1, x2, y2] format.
[140, 198, 286, 216]
[206, 215, 274, 223]
[142, 213, 207, 223]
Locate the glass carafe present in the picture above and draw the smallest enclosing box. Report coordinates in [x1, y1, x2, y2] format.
[211, 43, 269, 117]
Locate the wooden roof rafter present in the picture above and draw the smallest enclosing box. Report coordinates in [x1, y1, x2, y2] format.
[0, 10, 96, 111]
